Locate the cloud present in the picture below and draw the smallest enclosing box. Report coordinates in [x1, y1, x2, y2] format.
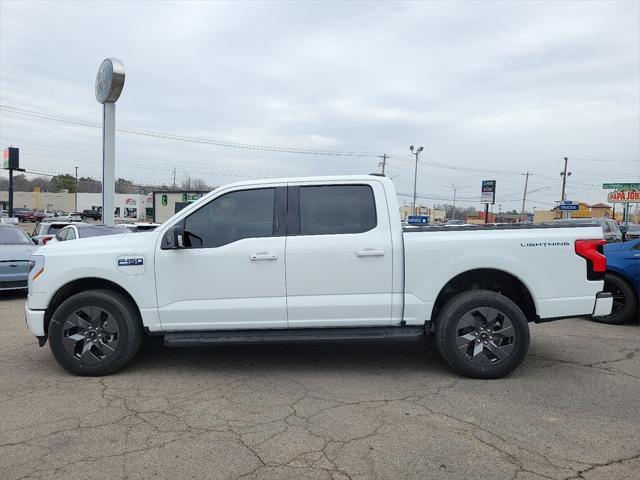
[0, 0, 638, 210]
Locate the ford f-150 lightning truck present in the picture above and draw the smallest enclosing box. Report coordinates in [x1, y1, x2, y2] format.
[25, 175, 613, 378]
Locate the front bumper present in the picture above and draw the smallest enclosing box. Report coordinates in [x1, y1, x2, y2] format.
[592, 291, 613, 317]
[25, 304, 46, 337]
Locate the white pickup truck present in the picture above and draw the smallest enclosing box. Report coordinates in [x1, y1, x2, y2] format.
[25, 175, 612, 378]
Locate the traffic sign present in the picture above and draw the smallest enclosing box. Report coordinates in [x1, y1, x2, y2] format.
[408, 215, 429, 225]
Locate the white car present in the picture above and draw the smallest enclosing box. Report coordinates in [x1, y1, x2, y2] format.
[25, 175, 612, 378]
[47, 224, 129, 244]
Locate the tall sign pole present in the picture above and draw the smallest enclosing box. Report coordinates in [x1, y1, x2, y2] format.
[2, 147, 23, 218]
[95, 58, 125, 226]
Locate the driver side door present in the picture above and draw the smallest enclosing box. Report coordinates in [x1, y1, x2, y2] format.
[154, 185, 288, 331]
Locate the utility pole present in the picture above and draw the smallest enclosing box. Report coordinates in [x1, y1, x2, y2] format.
[521, 172, 530, 223]
[378, 154, 389, 175]
[172, 167, 177, 190]
[409, 145, 424, 215]
[498, 204, 502, 223]
[560, 156, 571, 202]
[74, 166, 78, 213]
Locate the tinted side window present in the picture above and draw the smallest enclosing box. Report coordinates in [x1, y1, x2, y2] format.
[67, 228, 76, 240]
[299, 185, 376, 235]
[55, 229, 67, 241]
[184, 188, 275, 248]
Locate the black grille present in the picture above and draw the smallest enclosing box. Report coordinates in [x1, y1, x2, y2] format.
[0, 280, 27, 289]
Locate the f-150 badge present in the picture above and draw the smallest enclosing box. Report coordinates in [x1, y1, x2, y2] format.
[118, 258, 144, 266]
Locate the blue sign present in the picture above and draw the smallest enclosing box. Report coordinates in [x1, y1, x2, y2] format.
[559, 201, 579, 211]
[408, 215, 429, 225]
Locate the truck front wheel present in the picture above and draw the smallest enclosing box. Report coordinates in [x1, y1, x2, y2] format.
[435, 290, 530, 379]
[48, 289, 143, 376]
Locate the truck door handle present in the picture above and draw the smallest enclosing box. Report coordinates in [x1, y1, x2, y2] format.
[356, 249, 385, 257]
[250, 252, 278, 261]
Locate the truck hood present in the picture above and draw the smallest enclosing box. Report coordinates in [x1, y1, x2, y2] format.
[0, 244, 37, 262]
[35, 231, 160, 256]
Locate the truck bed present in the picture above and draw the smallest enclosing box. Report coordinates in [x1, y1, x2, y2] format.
[403, 223, 599, 233]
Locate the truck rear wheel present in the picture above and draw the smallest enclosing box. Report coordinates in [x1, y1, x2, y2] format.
[592, 273, 638, 325]
[48, 289, 143, 376]
[435, 290, 530, 379]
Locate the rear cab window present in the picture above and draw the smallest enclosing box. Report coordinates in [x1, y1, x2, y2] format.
[294, 184, 377, 235]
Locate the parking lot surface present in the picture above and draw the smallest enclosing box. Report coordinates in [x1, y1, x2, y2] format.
[1, 292, 638, 480]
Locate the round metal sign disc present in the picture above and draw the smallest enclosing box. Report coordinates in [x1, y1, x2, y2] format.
[95, 58, 125, 103]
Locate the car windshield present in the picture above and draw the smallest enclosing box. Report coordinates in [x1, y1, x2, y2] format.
[48, 224, 69, 233]
[627, 224, 640, 232]
[79, 226, 128, 238]
[0, 227, 33, 245]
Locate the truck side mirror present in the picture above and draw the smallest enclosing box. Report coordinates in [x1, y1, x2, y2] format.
[161, 224, 185, 249]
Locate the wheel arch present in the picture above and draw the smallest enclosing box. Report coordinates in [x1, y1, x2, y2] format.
[43, 277, 141, 336]
[431, 268, 538, 323]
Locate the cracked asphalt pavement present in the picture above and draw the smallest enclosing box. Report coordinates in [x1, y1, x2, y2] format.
[1, 291, 639, 480]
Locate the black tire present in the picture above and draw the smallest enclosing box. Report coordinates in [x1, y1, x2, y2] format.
[593, 273, 638, 325]
[435, 290, 530, 379]
[48, 289, 143, 376]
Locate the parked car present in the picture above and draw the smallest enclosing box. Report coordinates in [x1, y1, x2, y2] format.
[26, 175, 612, 378]
[0, 224, 36, 291]
[48, 224, 129, 243]
[31, 221, 83, 246]
[121, 223, 161, 232]
[622, 223, 640, 241]
[80, 209, 102, 221]
[592, 239, 640, 324]
[552, 218, 623, 243]
[12, 208, 32, 221]
[23, 210, 49, 223]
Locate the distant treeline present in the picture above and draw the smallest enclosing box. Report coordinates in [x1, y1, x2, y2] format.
[0, 173, 212, 194]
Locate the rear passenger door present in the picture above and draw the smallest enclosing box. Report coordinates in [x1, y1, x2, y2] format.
[285, 182, 393, 327]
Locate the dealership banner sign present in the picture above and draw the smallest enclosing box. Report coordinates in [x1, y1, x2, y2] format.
[607, 190, 640, 203]
[481, 180, 496, 204]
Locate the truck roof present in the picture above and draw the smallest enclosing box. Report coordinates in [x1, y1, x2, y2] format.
[216, 174, 391, 189]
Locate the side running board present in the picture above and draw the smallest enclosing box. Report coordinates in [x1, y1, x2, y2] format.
[164, 326, 426, 347]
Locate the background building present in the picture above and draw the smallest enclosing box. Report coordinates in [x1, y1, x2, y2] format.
[152, 190, 207, 223]
[399, 205, 446, 223]
[0, 191, 153, 220]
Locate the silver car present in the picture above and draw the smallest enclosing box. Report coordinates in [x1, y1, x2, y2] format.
[0, 224, 36, 291]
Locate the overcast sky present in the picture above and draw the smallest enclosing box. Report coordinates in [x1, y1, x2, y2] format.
[1, 0, 638, 211]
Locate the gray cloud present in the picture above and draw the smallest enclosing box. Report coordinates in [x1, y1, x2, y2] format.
[1, 0, 638, 210]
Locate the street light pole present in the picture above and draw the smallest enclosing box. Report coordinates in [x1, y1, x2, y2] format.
[409, 145, 424, 215]
[451, 184, 457, 220]
[74, 166, 78, 213]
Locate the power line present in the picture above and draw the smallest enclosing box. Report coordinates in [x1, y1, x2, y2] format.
[0, 104, 380, 158]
